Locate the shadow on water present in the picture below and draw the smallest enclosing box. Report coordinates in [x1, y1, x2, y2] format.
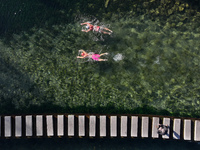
[1, 99, 172, 117]
[0, 138, 199, 150]
[0, 0, 75, 37]
[0, 56, 44, 114]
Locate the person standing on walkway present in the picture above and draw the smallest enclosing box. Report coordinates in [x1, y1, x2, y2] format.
[157, 124, 169, 135]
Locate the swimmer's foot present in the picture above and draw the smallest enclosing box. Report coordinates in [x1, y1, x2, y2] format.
[100, 53, 109, 56]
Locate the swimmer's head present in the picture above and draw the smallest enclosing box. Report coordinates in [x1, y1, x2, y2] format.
[81, 52, 86, 56]
[86, 25, 90, 29]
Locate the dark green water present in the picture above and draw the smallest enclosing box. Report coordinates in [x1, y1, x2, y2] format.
[1, 0, 200, 117]
[0, 0, 200, 149]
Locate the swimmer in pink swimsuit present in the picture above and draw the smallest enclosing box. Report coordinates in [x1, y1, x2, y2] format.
[81, 22, 112, 35]
[92, 54, 100, 61]
[77, 49, 108, 61]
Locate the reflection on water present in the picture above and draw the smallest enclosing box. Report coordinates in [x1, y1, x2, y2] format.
[0, 138, 199, 150]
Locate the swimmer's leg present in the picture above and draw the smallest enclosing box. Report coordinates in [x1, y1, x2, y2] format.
[100, 53, 108, 56]
[98, 59, 108, 61]
[101, 31, 111, 35]
[104, 27, 113, 32]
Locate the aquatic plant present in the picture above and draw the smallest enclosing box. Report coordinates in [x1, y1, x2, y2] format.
[0, 0, 200, 117]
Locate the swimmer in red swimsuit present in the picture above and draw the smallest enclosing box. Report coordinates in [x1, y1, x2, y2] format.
[77, 49, 108, 61]
[81, 22, 112, 35]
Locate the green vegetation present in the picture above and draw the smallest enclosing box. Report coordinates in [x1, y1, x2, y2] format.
[0, 0, 200, 117]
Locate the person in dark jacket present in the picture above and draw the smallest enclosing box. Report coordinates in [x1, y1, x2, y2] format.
[157, 124, 169, 135]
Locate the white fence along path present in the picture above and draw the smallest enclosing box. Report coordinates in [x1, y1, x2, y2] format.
[0, 114, 199, 142]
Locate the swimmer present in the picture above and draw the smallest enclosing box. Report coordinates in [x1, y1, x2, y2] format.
[80, 22, 112, 35]
[77, 49, 108, 61]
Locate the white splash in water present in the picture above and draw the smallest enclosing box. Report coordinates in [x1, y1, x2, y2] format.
[113, 53, 124, 61]
[154, 56, 160, 64]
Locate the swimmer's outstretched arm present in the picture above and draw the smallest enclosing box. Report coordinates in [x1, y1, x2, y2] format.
[79, 49, 87, 53]
[77, 50, 88, 58]
[77, 56, 84, 58]
[77, 55, 88, 58]
[81, 22, 92, 32]
[81, 22, 92, 26]
[82, 29, 90, 32]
